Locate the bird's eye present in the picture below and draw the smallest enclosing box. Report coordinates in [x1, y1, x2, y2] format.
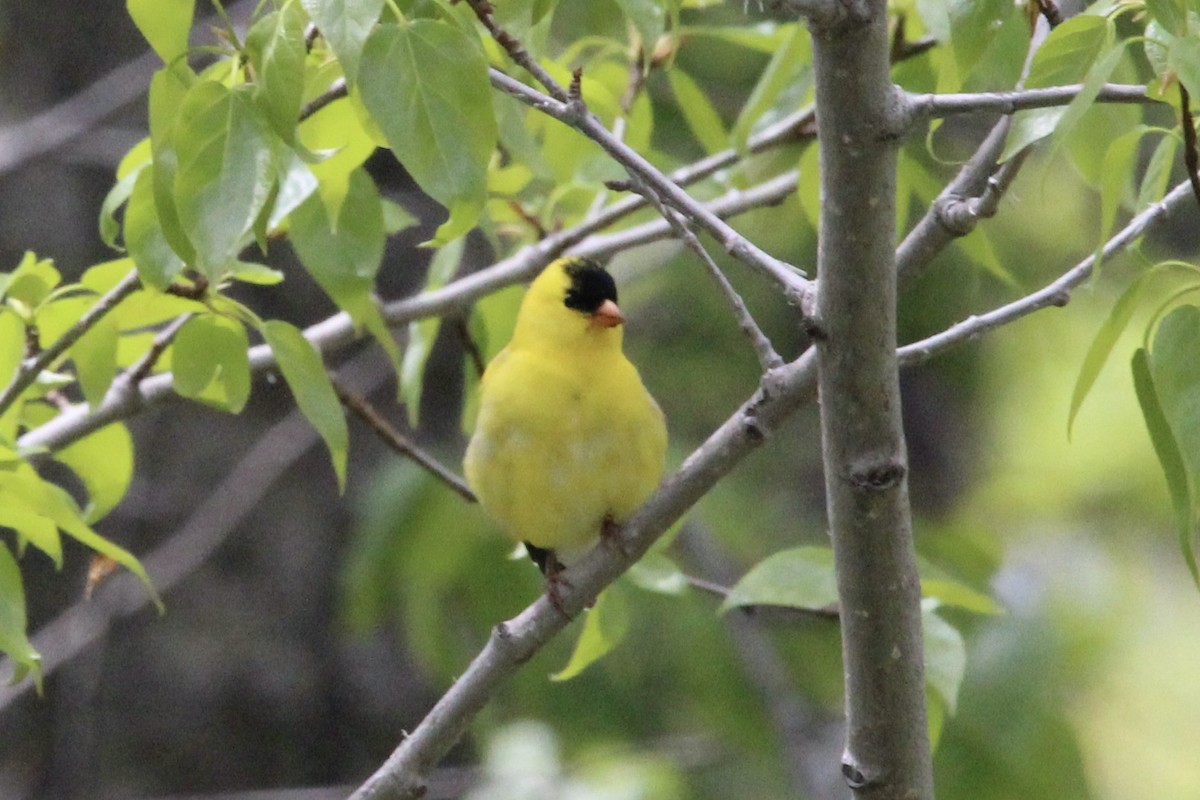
[563, 260, 618, 314]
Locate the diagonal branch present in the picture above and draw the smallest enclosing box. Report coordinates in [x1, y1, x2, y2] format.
[16, 180, 793, 455]
[489, 70, 813, 304]
[899, 178, 1199, 366]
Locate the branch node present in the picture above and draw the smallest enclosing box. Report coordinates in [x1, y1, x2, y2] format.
[933, 194, 979, 236]
[841, 758, 870, 790]
[742, 415, 766, 445]
[847, 458, 907, 492]
[1048, 290, 1071, 308]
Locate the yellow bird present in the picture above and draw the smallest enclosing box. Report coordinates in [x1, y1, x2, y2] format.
[464, 257, 667, 577]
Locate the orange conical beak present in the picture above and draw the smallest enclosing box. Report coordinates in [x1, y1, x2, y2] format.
[590, 299, 624, 328]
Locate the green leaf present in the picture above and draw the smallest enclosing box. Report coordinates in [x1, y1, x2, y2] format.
[127, 0, 194, 64]
[1132, 346, 1198, 585]
[358, 20, 496, 245]
[263, 320, 348, 490]
[171, 314, 252, 413]
[71, 312, 120, 408]
[148, 65, 197, 267]
[401, 239, 463, 426]
[551, 588, 629, 681]
[0, 465, 160, 609]
[3, 251, 60, 309]
[667, 68, 728, 155]
[920, 578, 1003, 615]
[731, 25, 810, 153]
[720, 546, 838, 613]
[1169, 33, 1200, 97]
[0, 543, 41, 692]
[1136, 131, 1179, 212]
[124, 167, 186, 289]
[613, 0, 666, 53]
[0, 491, 62, 566]
[298, 93, 378, 223]
[922, 602, 966, 716]
[99, 163, 147, 251]
[246, 4, 309, 144]
[1069, 269, 1155, 438]
[1002, 15, 1112, 160]
[288, 170, 402, 372]
[54, 423, 134, 522]
[1093, 126, 1145, 274]
[627, 551, 688, 595]
[1145, 0, 1187, 36]
[300, 0, 383, 83]
[173, 81, 277, 277]
[1150, 305, 1200, 477]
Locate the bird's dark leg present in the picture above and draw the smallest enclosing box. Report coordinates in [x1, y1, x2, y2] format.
[524, 542, 572, 618]
[599, 514, 632, 557]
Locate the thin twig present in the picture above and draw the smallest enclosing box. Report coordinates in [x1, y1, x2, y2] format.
[127, 313, 194, 385]
[300, 77, 347, 122]
[462, 0, 571, 103]
[332, 377, 477, 503]
[0, 270, 142, 418]
[1179, 83, 1200, 209]
[611, 177, 784, 371]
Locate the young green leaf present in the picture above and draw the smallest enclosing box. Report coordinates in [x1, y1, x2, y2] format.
[0, 492, 63, 567]
[173, 82, 277, 278]
[71, 313, 120, 408]
[0, 543, 42, 692]
[998, 16, 1108, 159]
[263, 320, 349, 490]
[613, 0, 667, 54]
[171, 314, 252, 413]
[1132, 346, 1198, 585]
[667, 68, 729, 156]
[245, 4, 308, 145]
[1069, 269, 1155, 439]
[1149, 305, 1200, 477]
[300, 0, 383, 84]
[357, 20, 497, 245]
[922, 601, 966, 717]
[127, 0, 194, 64]
[54, 423, 134, 522]
[720, 546, 838, 613]
[551, 587, 629, 681]
[124, 167, 186, 289]
[288, 170, 402, 372]
[0, 464, 160, 608]
[148, 65, 198, 267]
[298, 93, 378, 224]
[731, 25, 811, 153]
[401, 239, 463, 426]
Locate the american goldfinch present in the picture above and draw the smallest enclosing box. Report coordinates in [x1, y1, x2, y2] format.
[464, 257, 667, 576]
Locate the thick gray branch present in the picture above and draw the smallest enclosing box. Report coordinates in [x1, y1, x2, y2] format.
[809, 3, 934, 798]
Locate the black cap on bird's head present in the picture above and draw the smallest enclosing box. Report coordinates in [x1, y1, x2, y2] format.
[562, 258, 623, 328]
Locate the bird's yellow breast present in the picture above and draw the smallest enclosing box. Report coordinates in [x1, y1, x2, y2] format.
[464, 339, 666, 556]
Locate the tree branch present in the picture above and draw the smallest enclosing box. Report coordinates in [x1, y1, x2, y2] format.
[610, 178, 784, 371]
[346, 351, 822, 799]
[15, 179, 791, 455]
[0, 269, 141, 419]
[906, 83, 1154, 120]
[808, 3, 933, 798]
[899, 177, 1199, 366]
[332, 378, 477, 502]
[487, 70, 814, 306]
